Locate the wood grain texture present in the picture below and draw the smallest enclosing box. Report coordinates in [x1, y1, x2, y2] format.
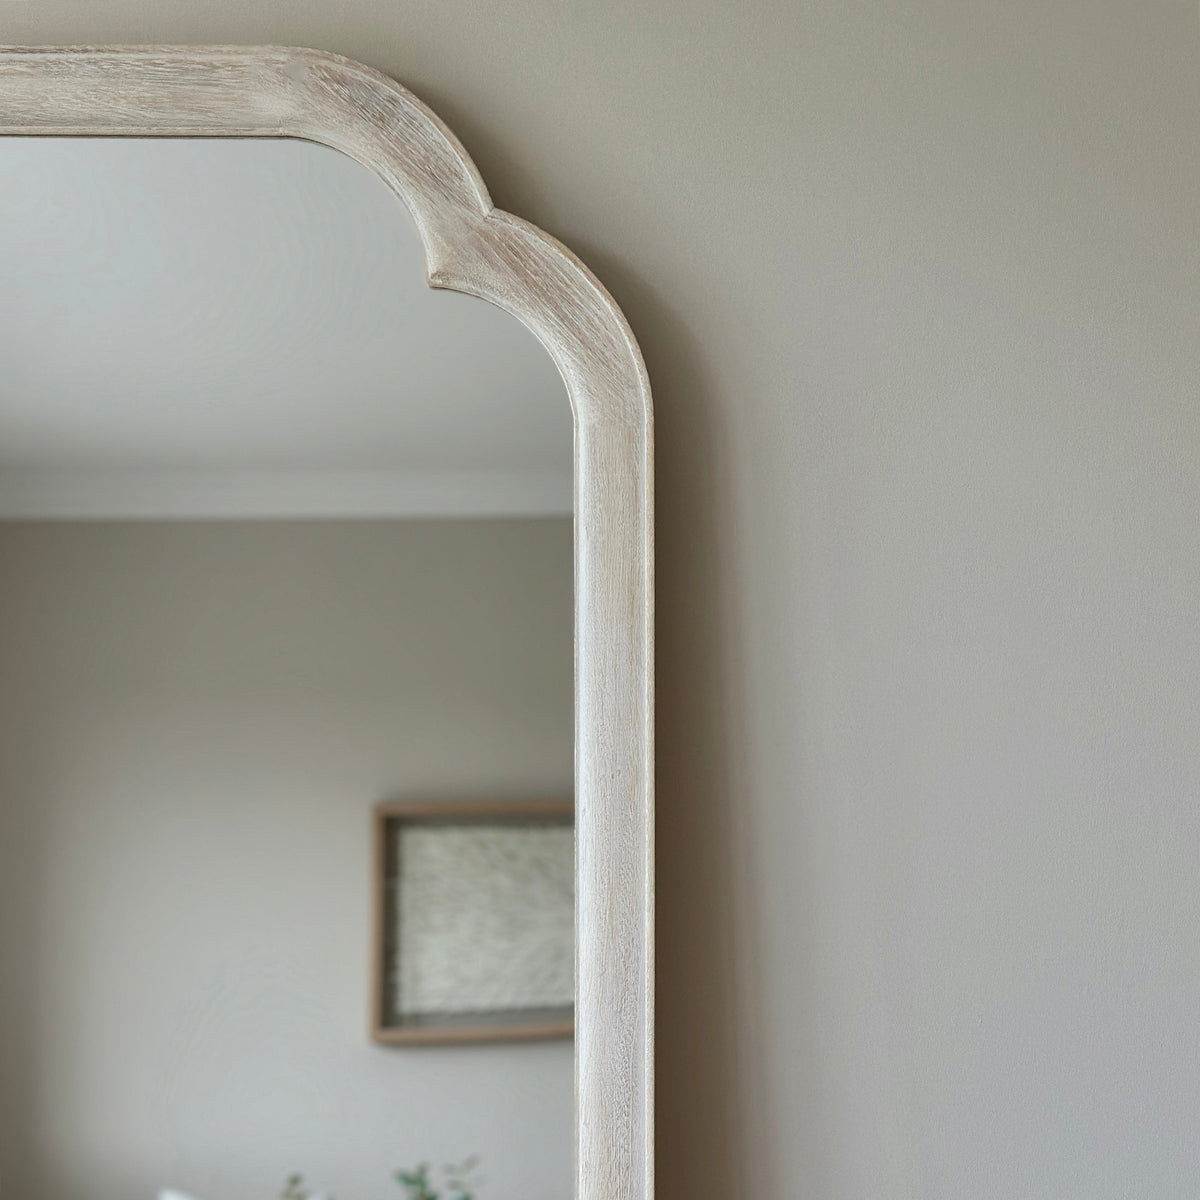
[0, 44, 653, 1200]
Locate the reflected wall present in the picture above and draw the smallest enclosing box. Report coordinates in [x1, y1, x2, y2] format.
[0, 518, 573, 1200]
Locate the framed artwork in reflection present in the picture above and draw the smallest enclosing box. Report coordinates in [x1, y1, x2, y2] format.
[371, 800, 575, 1044]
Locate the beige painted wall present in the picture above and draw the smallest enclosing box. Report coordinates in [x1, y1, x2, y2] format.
[0, 520, 574, 1200]
[2, 4, 1199, 1196]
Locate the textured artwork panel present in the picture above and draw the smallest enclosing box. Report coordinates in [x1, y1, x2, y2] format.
[393, 822, 574, 1017]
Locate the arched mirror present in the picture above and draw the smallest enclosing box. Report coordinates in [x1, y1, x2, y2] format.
[0, 47, 652, 1200]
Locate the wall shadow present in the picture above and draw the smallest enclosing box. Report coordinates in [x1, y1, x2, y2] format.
[554, 238, 776, 1200]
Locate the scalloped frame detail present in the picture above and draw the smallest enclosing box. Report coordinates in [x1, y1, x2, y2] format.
[0, 44, 653, 1200]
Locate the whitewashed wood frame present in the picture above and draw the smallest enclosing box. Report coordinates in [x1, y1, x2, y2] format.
[0, 45, 654, 1200]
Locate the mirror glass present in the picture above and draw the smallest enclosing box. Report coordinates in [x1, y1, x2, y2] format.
[0, 138, 574, 1200]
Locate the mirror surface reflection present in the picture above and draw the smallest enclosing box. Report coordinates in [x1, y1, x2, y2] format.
[0, 138, 574, 1200]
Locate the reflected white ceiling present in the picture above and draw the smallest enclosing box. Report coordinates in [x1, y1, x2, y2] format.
[0, 138, 572, 517]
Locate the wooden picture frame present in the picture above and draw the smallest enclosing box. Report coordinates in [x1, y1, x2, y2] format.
[0, 46, 653, 1200]
[372, 800, 575, 1045]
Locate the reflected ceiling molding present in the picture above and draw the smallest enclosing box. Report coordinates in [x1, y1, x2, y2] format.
[0, 137, 572, 490]
[0, 467, 575, 519]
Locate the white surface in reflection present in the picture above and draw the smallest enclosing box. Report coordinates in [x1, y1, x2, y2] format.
[0, 138, 571, 517]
